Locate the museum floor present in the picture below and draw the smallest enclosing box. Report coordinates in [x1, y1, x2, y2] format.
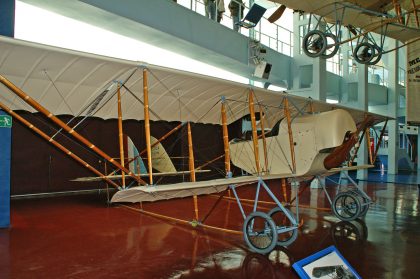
[1, 177, 419, 278]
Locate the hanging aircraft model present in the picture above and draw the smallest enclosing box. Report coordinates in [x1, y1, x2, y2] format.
[268, 0, 420, 65]
[0, 36, 389, 254]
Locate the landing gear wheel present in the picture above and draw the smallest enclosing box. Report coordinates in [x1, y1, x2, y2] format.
[332, 191, 361, 221]
[268, 207, 298, 247]
[353, 42, 375, 64]
[348, 189, 370, 217]
[243, 211, 278, 254]
[321, 33, 339, 59]
[366, 44, 382, 65]
[303, 30, 327, 58]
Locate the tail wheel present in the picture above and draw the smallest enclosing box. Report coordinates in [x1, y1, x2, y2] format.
[303, 30, 327, 58]
[243, 211, 278, 254]
[332, 191, 361, 221]
[321, 33, 339, 59]
[268, 207, 298, 247]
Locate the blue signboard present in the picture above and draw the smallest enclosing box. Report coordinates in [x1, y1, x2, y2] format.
[0, 110, 11, 228]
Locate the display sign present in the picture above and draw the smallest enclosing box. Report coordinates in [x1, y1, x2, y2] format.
[0, 115, 12, 128]
[407, 40, 420, 126]
[292, 246, 361, 279]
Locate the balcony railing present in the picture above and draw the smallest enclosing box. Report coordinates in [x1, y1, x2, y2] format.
[176, 0, 293, 56]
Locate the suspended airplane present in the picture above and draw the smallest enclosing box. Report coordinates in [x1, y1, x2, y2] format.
[267, 0, 420, 64]
[0, 36, 389, 254]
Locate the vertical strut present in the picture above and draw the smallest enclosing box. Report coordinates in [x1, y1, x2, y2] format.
[187, 122, 199, 221]
[221, 99, 231, 176]
[284, 98, 296, 173]
[248, 90, 261, 174]
[142, 68, 153, 185]
[117, 83, 126, 188]
[259, 105, 269, 173]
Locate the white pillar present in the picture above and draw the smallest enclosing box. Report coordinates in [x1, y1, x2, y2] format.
[387, 39, 399, 174]
[357, 63, 369, 179]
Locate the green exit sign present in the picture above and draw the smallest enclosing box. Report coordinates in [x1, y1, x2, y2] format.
[0, 115, 12, 128]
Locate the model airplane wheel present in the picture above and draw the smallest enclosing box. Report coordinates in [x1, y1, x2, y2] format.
[303, 30, 327, 58]
[332, 191, 361, 221]
[243, 211, 278, 254]
[268, 207, 298, 247]
[353, 42, 375, 64]
[365, 44, 382, 66]
[321, 33, 339, 59]
[348, 189, 369, 217]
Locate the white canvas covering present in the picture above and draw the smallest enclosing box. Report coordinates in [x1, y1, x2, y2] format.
[0, 36, 387, 128]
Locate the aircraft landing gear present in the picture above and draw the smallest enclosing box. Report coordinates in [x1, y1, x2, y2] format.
[232, 178, 299, 254]
[243, 211, 278, 254]
[353, 42, 382, 65]
[268, 207, 298, 246]
[332, 191, 361, 221]
[302, 30, 328, 57]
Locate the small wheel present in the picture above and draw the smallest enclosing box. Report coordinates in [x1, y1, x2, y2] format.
[366, 44, 382, 65]
[321, 33, 339, 59]
[243, 211, 278, 254]
[303, 30, 327, 58]
[353, 42, 375, 64]
[332, 191, 361, 221]
[348, 189, 370, 217]
[268, 207, 298, 247]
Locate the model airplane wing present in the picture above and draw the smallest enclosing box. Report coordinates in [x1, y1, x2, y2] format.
[110, 173, 294, 203]
[72, 169, 211, 182]
[0, 36, 388, 131]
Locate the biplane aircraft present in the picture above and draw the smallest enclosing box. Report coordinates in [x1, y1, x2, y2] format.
[0, 36, 389, 254]
[268, 0, 420, 64]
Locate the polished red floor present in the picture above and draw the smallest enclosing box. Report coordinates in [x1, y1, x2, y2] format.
[1, 181, 419, 278]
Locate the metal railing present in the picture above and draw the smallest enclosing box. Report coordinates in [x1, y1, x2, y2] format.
[177, 0, 293, 56]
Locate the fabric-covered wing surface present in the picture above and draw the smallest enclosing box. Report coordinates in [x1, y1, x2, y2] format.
[0, 36, 387, 128]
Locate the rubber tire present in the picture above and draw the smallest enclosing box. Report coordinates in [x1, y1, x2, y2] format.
[366, 44, 382, 65]
[303, 30, 327, 58]
[332, 191, 361, 221]
[348, 189, 369, 217]
[353, 42, 375, 64]
[321, 33, 339, 59]
[268, 207, 298, 247]
[243, 211, 278, 254]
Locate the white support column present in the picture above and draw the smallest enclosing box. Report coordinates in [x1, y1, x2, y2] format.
[357, 63, 369, 179]
[387, 39, 399, 175]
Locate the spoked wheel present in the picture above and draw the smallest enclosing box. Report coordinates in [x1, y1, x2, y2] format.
[332, 191, 361, 221]
[348, 189, 370, 217]
[303, 30, 327, 58]
[243, 211, 278, 254]
[268, 207, 298, 247]
[321, 33, 339, 59]
[353, 42, 376, 64]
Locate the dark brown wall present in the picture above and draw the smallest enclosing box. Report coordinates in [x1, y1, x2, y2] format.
[10, 112, 226, 195]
